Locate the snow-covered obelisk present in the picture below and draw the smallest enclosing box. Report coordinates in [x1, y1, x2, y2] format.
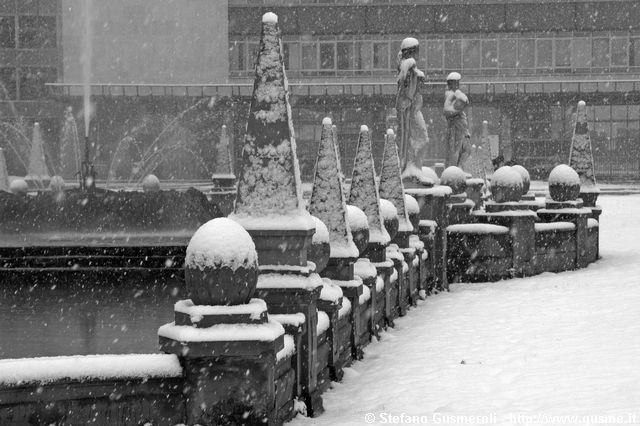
[569, 100, 599, 206]
[229, 12, 324, 415]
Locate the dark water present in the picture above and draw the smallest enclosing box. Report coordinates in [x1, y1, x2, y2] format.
[0, 274, 184, 359]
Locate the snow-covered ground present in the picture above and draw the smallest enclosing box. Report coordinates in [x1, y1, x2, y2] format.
[292, 195, 640, 426]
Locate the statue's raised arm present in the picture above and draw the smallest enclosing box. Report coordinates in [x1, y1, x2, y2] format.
[395, 38, 429, 182]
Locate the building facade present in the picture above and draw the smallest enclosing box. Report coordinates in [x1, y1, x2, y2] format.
[1, 0, 639, 180]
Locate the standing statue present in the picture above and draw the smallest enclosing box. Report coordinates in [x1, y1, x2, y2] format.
[443, 72, 471, 168]
[396, 37, 429, 179]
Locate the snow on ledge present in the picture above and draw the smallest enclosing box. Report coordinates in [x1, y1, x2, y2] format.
[359, 285, 371, 305]
[258, 272, 323, 290]
[269, 313, 306, 328]
[535, 222, 576, 232]
[338, 297, 352, 319]
[406, 186, 453, 197]
[276, 334, 295, 362]
[0, 354, 182, 386]
[175, 299, 267, 323]
[317, 311, 330, 335]
[588, 218, 599, 228]
[447, 224, 509, 234]
[229, 211, 315, 232]
[354, 258, 377, 279]
[158, 319, 284, 342]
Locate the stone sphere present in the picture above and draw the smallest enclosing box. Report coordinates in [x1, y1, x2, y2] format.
[379, 199, 399, 241]
[548, 164, 581, 202]
[440, 166, 467, 194]
[308, 216, 330, 274]
[404, 194, 420, 230]
[511, 165, 531, 194]
[49, 175, 65, 193]
[490, 166, 523, 203]
[9, 178, 28, 195]
[142, 174, 160, 192]
[421, 167, 440, 185]
[347, 204, 369, 255]
[184, 218, 258, 305]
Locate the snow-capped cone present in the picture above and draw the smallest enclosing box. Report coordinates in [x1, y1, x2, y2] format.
[309, 119, 358, 259]
[232, 12, 313, 231]
[378, 129, 413, 237]
[0, 148, 8, 192]
[386, 128, 395, 136]
[569, 100, 597, 190]
[348, 126, 390, 245]
[360, 125, 369, 132]
[60, 106, 81, 180]
[27, 122, 50, 183]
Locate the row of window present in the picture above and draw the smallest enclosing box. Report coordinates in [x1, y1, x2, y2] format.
[0, 67, 57, 100]
[229, 32, 640, 77]
[0, 15, 56, 49]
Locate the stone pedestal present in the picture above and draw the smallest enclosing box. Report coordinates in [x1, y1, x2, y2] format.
[473, 204, 537, 277]
[248, 229, 314, 269]
[406, 187, 450, 291]
[371, 260, 395, 328]
[537, 199, 591, 269]
[159, 301, 284, 425]
[256, 284, 324, 416]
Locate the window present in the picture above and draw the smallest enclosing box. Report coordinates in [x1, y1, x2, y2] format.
[286, 42, 300, 71]
[444, 39, 461, 71]
[426, 40, 443, 71]
[319, 43, 335, 70]
[592, 38, 610, 68]
[354, 41, 369, 71]
[610, 38, 628, 67]
[0, 67, 16, 100]
[555, 39, 571, 69]
[518, 39, 535, 70]
[498, 38, 517, 69]
[373, 42, 389, 69]
[481, 39, 497, 68]
[0, 16, 14, 48]
[536, 39, 552, 69]
[19, 67, 56, 100]
[631, 38, 640, 67]
[229, 42, 244, 71]
[301, 43, 317, 70]
[462, 39, 480, 70]
[572, 37, 591, 69]
[18, 16, 56, 48]
[337, 42, 352, 70]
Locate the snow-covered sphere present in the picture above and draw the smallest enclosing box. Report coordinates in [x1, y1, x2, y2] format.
[511, 165, 531, 194]
[9, 178, 28, 195]
[142, 174, 160, 192]
[346, 204, 368, 231]
[185, 218, 258, 305]
[404, 194, 420, 230]
[491, 166, 523, 203]
[49, 175, 65, 193]
[421, 167, 439, 185]
[308, 216, 330, 274]
[347, 204, 369, 255]
[548, 164, 581, 202]
[262, 12, 278, 24]
[380, 199, 399, 241]
[440, 166, 467, 194]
